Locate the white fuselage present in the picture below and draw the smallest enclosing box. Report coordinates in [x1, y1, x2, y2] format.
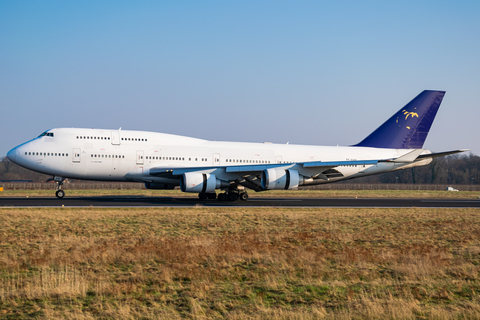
[8, 128, 431, 186]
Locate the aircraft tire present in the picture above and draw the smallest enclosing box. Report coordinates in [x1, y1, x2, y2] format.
[218, 193, 227, 201]
[239, 192, 249, 201]
[198, 193, 208, 200]
[228, 192, 238, 201]
[56, 190, 65, 198]
[207, 192, 217, 200]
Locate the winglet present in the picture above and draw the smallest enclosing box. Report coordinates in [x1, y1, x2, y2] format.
[390, 149, 425, 162]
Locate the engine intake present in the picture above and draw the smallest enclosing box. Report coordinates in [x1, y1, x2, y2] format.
[261, 169, 300, 190]
[180, 172, 226, 193]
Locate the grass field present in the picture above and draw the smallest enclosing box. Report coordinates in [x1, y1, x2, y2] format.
[1, 188, 479, 199]
[0, 207, 480, 319]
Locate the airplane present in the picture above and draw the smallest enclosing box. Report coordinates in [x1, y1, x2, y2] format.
[6, 90, 466, 201]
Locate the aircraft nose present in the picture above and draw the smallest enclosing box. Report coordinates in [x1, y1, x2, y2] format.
[7, 147, 17, 163]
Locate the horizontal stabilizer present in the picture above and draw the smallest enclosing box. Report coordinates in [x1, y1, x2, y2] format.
[416, 149, 469, 160]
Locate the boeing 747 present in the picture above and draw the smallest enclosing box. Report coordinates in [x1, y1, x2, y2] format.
[6, 90, 466, 200]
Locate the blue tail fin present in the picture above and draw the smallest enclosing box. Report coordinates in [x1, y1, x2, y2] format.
[354, 90, 445, 149]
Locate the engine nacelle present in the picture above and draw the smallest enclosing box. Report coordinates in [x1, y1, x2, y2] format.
[261, 169, 300, 190]
[144, 183, 176, 190]
[180, 172, 225, 193]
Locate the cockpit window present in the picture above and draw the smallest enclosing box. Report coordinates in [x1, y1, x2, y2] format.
[38, 131, 54, 137]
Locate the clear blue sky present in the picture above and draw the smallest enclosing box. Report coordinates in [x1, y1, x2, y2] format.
[1, 1, 479, 157]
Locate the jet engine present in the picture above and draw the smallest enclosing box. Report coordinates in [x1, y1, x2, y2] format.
[180, 172, 226, 193]
[261, 169, 300, 190]
[144, 183, 176, 190]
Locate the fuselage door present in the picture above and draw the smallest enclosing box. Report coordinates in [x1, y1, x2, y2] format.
[136, 150, 144, 165]
[213, 153, 220, 165]
[275, 156, 282, 164]
[111, 131, 121, 145]
[73, 148, 81, 163]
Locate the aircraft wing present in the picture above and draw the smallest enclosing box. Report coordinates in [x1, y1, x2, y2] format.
[148, 148, 467, 179]
[137, 149, 469, 192]
[148, 159, 381, 178]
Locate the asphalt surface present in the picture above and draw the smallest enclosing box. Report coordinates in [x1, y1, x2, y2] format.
[1, 196, 480, 208]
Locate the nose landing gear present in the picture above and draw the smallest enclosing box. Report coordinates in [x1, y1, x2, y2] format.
[54, 176, 65, 198]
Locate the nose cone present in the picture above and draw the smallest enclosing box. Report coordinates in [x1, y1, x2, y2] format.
[7, 147, 17, 163]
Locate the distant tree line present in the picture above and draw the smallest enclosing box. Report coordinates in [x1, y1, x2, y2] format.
[342, 153, 480, 185]
[0, 157, 51, 182]
[0, 153, 479, 184]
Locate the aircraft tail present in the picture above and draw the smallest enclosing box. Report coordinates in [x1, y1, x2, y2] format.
[354, 90, 445, 149]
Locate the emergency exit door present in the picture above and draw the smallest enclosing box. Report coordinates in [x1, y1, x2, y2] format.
[136, 150, 144, 165]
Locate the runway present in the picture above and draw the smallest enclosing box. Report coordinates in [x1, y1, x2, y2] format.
[1, 196, 480, 208]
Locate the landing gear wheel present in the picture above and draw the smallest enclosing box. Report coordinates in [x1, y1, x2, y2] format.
[239, 192, 249, 201]
[228, 192, 239, 202]
[198, 193, 208, 200]
[218, 193, 227, 201]
[56, 190, 65, 199]
[207, 193, 217, 200]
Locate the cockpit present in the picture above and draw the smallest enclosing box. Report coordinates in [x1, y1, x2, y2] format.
[38, 131, 54, 137]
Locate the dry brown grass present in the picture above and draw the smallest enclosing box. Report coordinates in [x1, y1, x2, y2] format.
[0, 207, 479, 319]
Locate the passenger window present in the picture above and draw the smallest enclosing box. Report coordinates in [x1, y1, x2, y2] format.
[145, 139, 147, 141]
[66, 153, 68, 156]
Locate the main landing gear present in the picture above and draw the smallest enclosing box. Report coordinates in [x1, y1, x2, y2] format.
[198, 190, 249, 202]
[198, 192, 217, 200]
[54, 176, 65, 198]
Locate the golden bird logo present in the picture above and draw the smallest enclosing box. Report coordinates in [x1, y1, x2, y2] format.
[402, 110, 419, 120]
